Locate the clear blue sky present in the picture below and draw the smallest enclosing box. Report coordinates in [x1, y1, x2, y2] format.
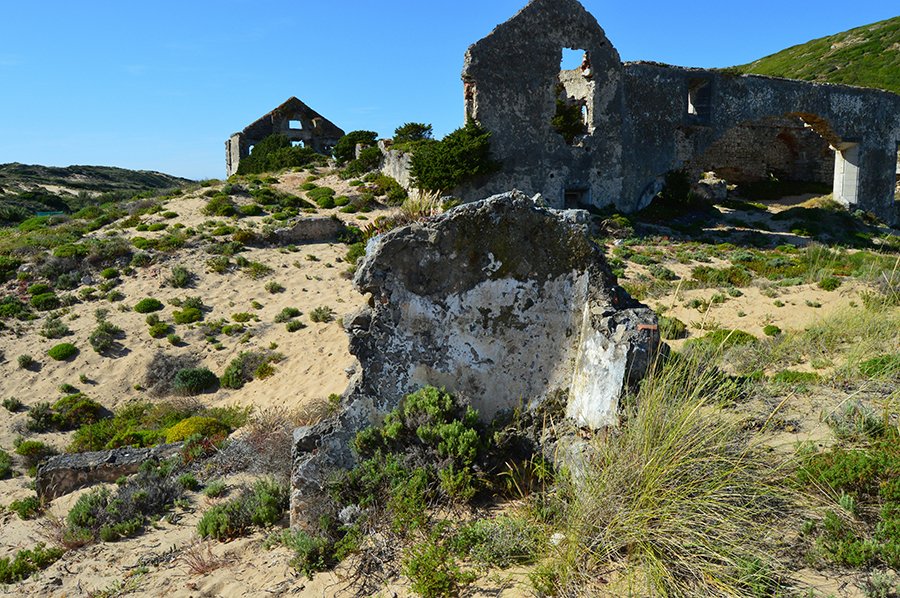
[1, 1, 895, 180]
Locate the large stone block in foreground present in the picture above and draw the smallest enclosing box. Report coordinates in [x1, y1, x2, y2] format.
[291, 191, 660, 526]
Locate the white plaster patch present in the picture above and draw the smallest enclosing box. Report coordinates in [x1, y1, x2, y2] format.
[567, 307, 627, 429]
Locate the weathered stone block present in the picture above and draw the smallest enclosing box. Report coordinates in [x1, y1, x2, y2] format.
[290, 190, 660, 527]
[36, 443, 182, 501]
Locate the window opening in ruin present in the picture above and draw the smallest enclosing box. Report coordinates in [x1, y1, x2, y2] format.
[553, 93, 587, 144]
[687, 78, 711, 122]
[561, 48, 584, 71]
[581, 105, 589, 127]
[248, 145, 255, 154]
[292, 140, 305, 148]
[565, 187, 590, 208]
[289, 120, 303, 130]
[894, 141, 899, 201]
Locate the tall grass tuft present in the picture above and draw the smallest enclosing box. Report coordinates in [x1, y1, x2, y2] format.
[541, 355, 794, 597]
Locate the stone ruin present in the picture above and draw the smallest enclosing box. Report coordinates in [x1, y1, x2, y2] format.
[444, 0, 900, 226]
[225, 97, 344, 177]
[290, 191, 661, 526]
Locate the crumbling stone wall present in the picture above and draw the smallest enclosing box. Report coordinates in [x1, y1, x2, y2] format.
[688, 116, 834, 185]
[225, 97, 345, 176]
[460, 0, 900, 226]
[291, 191, 660, 527]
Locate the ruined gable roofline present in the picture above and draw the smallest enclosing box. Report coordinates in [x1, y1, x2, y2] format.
[235, 96, 323, 136]
[464, 0, 621, 68]
[624, 61, 900, 99]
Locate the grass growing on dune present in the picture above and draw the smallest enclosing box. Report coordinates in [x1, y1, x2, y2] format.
[537, 355, 796, 597]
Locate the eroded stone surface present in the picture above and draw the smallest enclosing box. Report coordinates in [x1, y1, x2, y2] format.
[290, 191, 660, 526]
[36, 443, 182, 501]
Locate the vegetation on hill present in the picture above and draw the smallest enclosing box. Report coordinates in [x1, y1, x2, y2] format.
[0, 163, 191, 224]
[734, 16, 900, 94]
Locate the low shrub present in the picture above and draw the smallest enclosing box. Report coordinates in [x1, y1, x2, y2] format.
[149, 321, 171, 338]
[165, 416, 229, 443]
[89, 320, 124, 355]
[47, 342, 78, 361]
[173, 307, 203, 324]
[9, 496, 42, 520]
[763, 325, 781, 337]
[2, 397, 24, 412]
[309, 306, 335, 323]
[172, 368, 219, 396]
[168, 266, 193, 289]
[818, 276, 842, 291]
[178, 473, 200, 491]
[307, 187, 336, 209]
[452, 515, 544, 568]
[274, 307, 301, 323]
[14, 439, 57, 468]
[144, 352, 199, 396]
[0, 543, 63, 584]
[30, 292, 60, 311]
[197, 478, 288, 541]
[410, 121, 499, 192]
[405, 532, 474, 598]
[658, 315, 687, 340]
[134, 298, 164, 313]
[17, 354, 36, 370]
[220, 351, 285, 389]
[0, 448, 12, 479]
[52, 393, 107, 429]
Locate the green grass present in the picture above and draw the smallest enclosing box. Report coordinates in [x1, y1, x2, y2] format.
[537, 355, 793, 596]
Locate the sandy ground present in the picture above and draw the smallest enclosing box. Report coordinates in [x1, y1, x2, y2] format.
[0, 179, 895, 596]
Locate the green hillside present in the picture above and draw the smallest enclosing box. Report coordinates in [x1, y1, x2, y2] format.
[0, 163, 191, 224]
[736, 16, 900, 94]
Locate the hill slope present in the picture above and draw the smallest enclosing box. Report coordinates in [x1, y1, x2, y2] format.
[0, 163, 192, 221]
[735, 16, 900, 94]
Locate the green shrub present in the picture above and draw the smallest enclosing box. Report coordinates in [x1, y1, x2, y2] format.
[30, 292, 60, 311]
[236, 134, 326, 175]
[452, 515, 543, 568]
[52, 393, 107, 429]
[763, 324, 781, 337]
[404, 533, 472, 598]
[89, 320, 124, 355]
[134, 298, 163, 313]
[410, 121, 499, 192]
[177, 473, 200, 491]
[148, 321, 171, 338]
[274, 307, 301, 323]
[658, 315, 687, 340]
[342, 146, 383, 178]
[197, 479, 288, 540]
[203, 480, 227, 498]
[27, 283, 51, 296]
[47, 342, 78, 361]
[333, 130, 378, 164]
[309, 306, 334, 323]
[168, 266, 193, 288]
[3, 397, 24, 412]
[17, 354, 36, 370]
[551, 95, 587, 144]
[271, 530, 333, 579]
[173, 307, 202, 324]
[818, 276, 842, 291]
[203, 194, 237, 217]
[100, 267, 119, 280]
[165, 416, 229, 443]
[172, 368, 218, 396]
[26, 402, 55, 432]
[15, 440, 57, 468]
[220, 351, 284, 389]
[9, 496, 42, 520]
[264, 281, 285, 294]
[0, 449, 12, 479]
[286, 320, 305, 333]
[0, 543, 63, 584]
[307, 186, 336, 208]
[688, 329, 757, 350]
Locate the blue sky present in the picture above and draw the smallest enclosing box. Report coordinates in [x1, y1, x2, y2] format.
[1, 1, 895, 180]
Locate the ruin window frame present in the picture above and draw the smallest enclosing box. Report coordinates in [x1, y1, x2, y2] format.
[895, 140, 900, 201]
[686, 78, 712, 123]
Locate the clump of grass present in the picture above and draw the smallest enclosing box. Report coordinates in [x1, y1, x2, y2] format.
[309, 306, 335, 323]
[538, 355, 791, 596]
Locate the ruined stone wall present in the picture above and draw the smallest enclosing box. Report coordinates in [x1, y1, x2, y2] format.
[460, 0, 625, 208]
[378, 141, 414, 189]
[621, 63, 900, 224]
[688, 117, 834, 184]
[459, 0, 900, 226]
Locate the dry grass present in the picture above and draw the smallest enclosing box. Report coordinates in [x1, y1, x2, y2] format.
[178, 539, 232, 575]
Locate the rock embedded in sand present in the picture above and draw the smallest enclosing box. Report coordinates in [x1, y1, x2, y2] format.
[291, 190, 661, 527]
